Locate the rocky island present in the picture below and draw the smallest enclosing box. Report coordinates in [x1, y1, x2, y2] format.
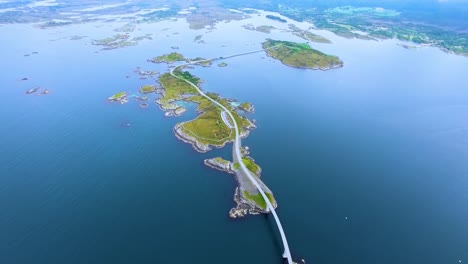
[238, 102, 255, 113]
[92, 33, 152, 50]
[263, 39, 343, 70]
[25, 87, 39, 94]
[108, 92, 128, 104]
[266, 15, 287, 23]
[149, 52, 186, 64]
[204, 156, 275, 217]
[139, 85, 156, 94]
[155, 68, 255, 152]
[145, 55, 273, 214]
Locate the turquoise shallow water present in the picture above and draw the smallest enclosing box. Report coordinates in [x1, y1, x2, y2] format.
[0, 18, 467, 264]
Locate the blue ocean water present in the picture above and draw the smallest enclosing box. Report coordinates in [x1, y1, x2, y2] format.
[0, 18, 467, 264]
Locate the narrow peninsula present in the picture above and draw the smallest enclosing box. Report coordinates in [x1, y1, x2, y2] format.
[149, 54, 273, 215]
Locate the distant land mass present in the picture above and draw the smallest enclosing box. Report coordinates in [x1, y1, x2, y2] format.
[266, 15, 287, 23]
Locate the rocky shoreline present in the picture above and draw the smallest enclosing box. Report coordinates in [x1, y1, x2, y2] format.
[169, 109, 255, 153]
[154, 98, 187, 117]
[238, 102, 255, 113]
[204, 157, 274, 218]
[264, 51, 343, 71]
[229, 187, 264, 218]
[174, 124, 234, 153]
[204, 157, 236, 174]
[146, 55, 273, 216]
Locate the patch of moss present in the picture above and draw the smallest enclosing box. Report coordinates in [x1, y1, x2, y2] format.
[242, 158, 259, 175]
[243, 191, 274, 209]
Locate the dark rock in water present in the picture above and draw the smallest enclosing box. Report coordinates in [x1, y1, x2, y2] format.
[32, 51, 39, 54]
[20, 77, 28, 81]
[25, 87, 39, 94]
[24, 54, 30, 57]
[39, 89, 50, 95]
[266, 15, 287, 23]
[121, 122, 132, 127]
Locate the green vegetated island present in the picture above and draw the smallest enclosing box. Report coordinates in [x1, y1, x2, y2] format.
[263, 39, 343, 70]
[149, 52, 186, 63]
[149, 53, 276, 217]
[108, 40, 341, 217]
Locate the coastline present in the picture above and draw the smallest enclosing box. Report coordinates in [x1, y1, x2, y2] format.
[263, 50, 344, 71]
[173, 123, 234, 153]
[204, 157, 275, 218]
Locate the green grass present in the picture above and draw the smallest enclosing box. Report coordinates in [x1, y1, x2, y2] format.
[239, 102, 253, 112]
[242, 158, 259, 175]
[244, 191, 274, 209]
[181, 106, 234, 145]
[139, 85, 155, 94]
[109, 91, 126, 100]
[159, 70, 253, 147]
[213, 157, 229, 164]
[263, 39, 342, 69]
[174, 69, 201, 85]
[158, 73, 197, 104]
[152, 52, 185, 63]
[191, 57, 206, 61]
[216, 96, 253, 130]
[182, 92, 252, 146]
[188, 95, 213, 111]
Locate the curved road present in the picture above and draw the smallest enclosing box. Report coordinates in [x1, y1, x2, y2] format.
[170, 49, 293, 264]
